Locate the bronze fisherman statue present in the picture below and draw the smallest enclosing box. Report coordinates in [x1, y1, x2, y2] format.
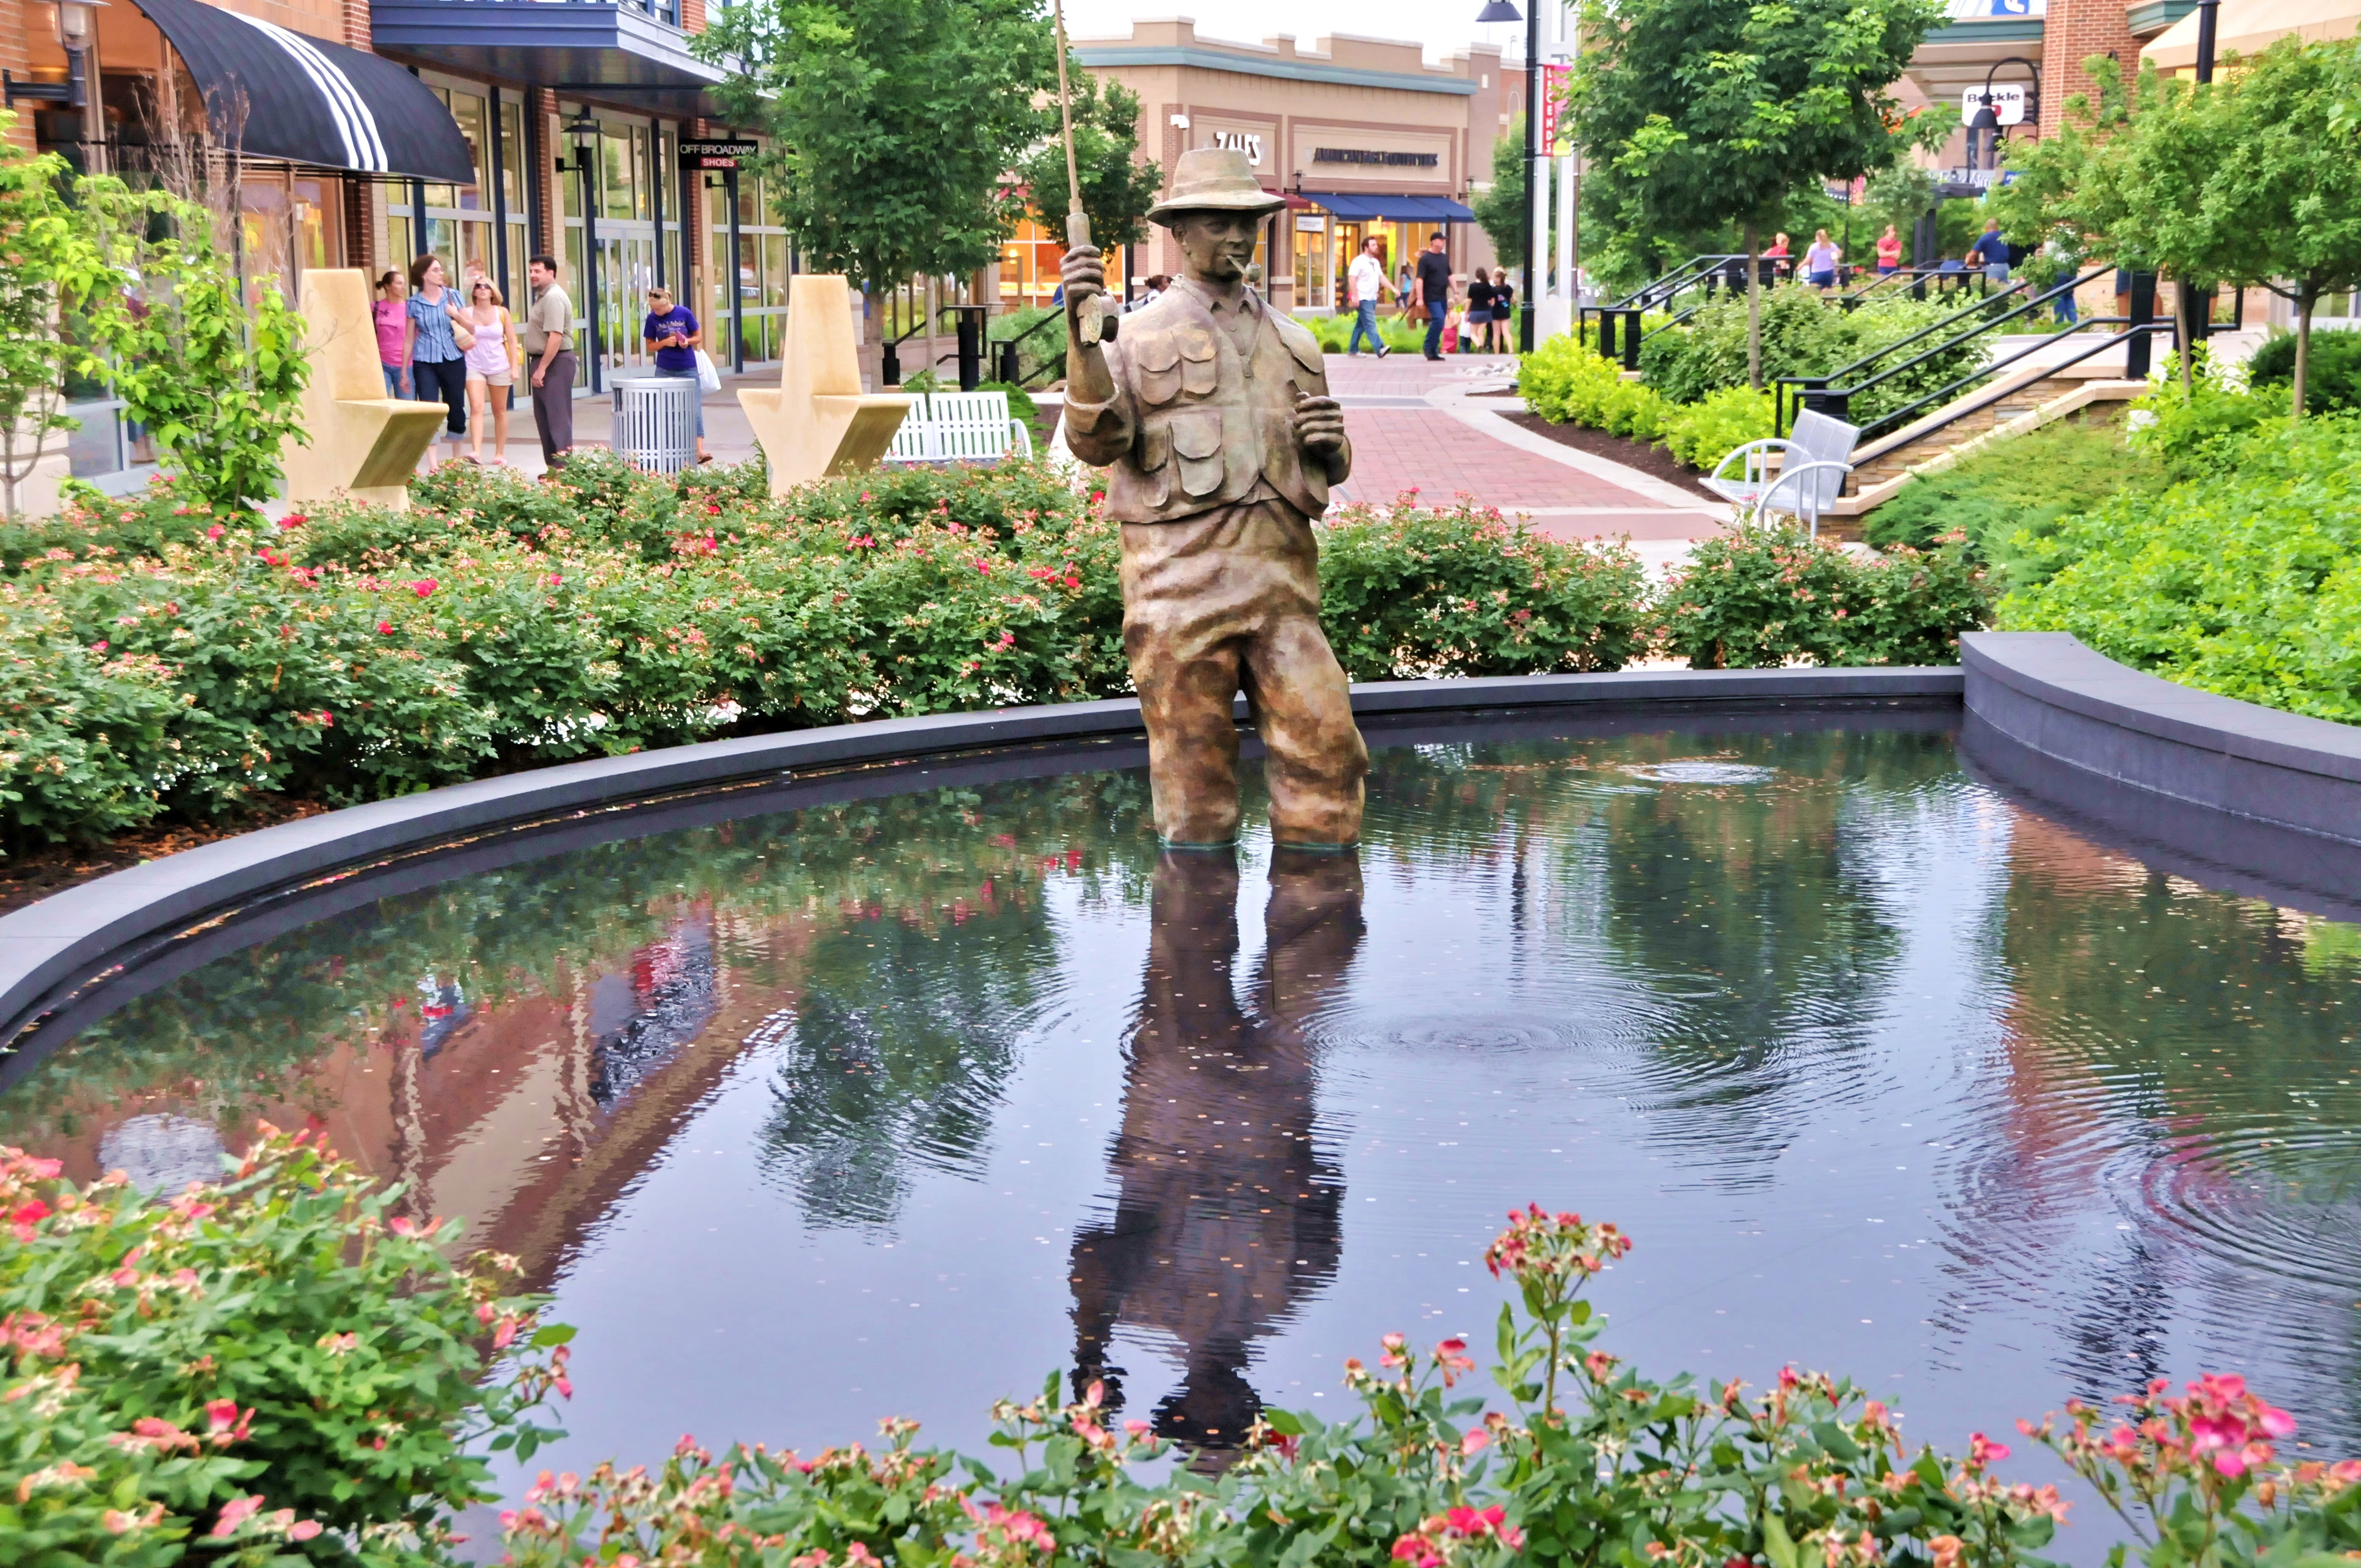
[1060, 148, 1369, 851]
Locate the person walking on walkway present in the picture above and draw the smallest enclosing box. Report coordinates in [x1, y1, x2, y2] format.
[523, 254, 576, 470]
[1416, 233, 1452, 361]
[1487, 268, 1514, 351]
[404, 254, 470, 469]
[1463, 268, 1494, 352]
[461, 279, 520, 465]
[372, 270, 410, 397]
[642, 285, 712, 464]
[1345, 237, 1394, 357]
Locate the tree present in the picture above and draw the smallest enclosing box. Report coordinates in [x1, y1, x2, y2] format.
[1994, 40, 2361, 418]
[0, 111, 99, 519]
[698, 0, 1056, 291]
[69, 181, 308, 514]
[1472, 121, 1540, 277]
[1011, 68, 1160, 255]
[1566, 0, 1948, 386]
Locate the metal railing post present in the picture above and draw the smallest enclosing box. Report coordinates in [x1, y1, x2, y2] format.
[1620, 308, 1642, 369]
[1598, 310, 1618, 362]
[2125, 270, 2157, 381]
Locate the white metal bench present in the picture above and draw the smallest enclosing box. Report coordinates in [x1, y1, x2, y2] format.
[1702, 409, 1861, 537]
[882, 391, 1035, 465]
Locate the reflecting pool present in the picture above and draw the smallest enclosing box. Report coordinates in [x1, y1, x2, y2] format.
[6, 718, 2360, 1506]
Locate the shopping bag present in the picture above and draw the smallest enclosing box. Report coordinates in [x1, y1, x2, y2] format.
[694, 349, 721, 394]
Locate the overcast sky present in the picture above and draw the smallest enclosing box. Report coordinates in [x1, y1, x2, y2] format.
[1061, 0, 1543, 66]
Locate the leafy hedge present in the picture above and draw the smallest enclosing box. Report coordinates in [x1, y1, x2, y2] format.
[1636, 285, 1987, 429]
[2248, 328, 2361, 416]
[0, 455, 1994, 852]
[1998, 414, 2361, 724]
[1516, 337, 1774, 473]
[1864, 417, 2170, 587]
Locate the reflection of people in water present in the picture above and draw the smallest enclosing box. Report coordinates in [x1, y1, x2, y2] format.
[1069, 848, 1361, 1453]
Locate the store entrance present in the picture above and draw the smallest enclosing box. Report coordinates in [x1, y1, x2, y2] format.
[1332, 222, 1392, 309]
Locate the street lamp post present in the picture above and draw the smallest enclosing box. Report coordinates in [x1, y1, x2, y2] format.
[6, 0, 107, 172]
[564, 112, 601, 393]
[1473, 0, 1536, 351]
[2193, 0, 2220, 83]
[1965, 56, 2040, 177]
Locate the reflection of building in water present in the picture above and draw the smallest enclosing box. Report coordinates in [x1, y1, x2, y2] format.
[585, 922, 720, 1111]
[1069, 850, 1359, 1453]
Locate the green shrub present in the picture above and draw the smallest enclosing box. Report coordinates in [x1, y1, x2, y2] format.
[1864, 417, 2170, 586]
[1638, 284, 1987, 427]
[1305, 312, 1427, 354]
[1318, 499, 1650, 678]
[1656, 386, 1774, 471]
[1999, 414, 2361, 723]
[1656, 521, 1993, 668]
[2126, 382, 2292, 478]
[2247, 328, 2361, 415]
[0, 1129, 568, 1561]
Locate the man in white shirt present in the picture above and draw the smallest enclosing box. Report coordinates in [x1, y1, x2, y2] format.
[1345, 237, 1395, 358]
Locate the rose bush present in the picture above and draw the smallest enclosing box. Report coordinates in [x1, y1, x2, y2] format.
[0, 1128, 570, 1566]
[1655, 522, 1994, 670]
[493, 1196, 2354, 1568]
[0, 457, 1989, 852]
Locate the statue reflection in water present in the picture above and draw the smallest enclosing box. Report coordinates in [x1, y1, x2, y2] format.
[1069, 848, 1361, 1457]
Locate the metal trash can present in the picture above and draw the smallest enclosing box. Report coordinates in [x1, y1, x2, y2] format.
[611, 377, 699, 473]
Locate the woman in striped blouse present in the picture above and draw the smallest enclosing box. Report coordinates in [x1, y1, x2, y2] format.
[404, 254, 472, 469]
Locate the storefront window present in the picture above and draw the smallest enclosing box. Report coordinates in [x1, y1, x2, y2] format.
[707, 168, 789, 364]
[562, 107, 689, 384]
[999, 218, 1060, 309]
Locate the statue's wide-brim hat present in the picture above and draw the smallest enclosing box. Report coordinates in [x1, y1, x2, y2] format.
[1149, 148, 1288, 224]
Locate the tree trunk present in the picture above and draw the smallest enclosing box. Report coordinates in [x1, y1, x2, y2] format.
[2178, 279, 2196, 399]
[2294, 290, 2314, 423]
[1745, 222, 1762, 391]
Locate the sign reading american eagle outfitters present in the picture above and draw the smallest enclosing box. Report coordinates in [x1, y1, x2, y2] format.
[679, 139, 759, 170]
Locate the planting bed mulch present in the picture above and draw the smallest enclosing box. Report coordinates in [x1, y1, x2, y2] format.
[0, 798, 330, 918]
[1486, 406, 1722, 500]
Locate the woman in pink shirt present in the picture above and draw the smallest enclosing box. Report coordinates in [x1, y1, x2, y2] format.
[373, 270, 410, 397]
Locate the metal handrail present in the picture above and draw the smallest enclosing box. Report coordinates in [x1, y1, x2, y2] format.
[1850, 318, 2172, 446]
[1832, 265, 2107, 399]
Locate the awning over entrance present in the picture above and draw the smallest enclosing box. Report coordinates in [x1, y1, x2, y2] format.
[2143, 0, 2357, 68]
[127, 0, 474, 182]
[370, 0, 733, 119]
[1302, 193, 1476, 222]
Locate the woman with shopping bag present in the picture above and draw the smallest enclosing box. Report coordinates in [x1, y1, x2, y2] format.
[642, 286, 712, 464]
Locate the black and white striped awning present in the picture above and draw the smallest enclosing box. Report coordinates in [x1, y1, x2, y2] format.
[130, 0, 475, 183]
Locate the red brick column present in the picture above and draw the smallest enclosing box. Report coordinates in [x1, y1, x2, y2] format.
[0, 3, 35, 154]
[2040, 0, 2140, 138]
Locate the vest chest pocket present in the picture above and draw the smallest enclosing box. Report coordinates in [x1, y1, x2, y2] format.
[1134, 337, 1183, 406]
[1171, 407, 1224, 497]
[1180, 331, 1218, 397]
[1284, 332, 1327, 383]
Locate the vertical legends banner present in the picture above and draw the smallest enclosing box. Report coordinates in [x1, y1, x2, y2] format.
[1539, 64, 1571, 156]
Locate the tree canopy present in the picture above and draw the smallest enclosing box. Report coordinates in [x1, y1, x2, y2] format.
[1011, 69, 1161, 255]
[1566, 0, 1948, 381]
[1991, 39, 2361, 417]
[698, 0, 1057, 291]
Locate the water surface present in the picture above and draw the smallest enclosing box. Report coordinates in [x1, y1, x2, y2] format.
[8, 720, 2359, 1506]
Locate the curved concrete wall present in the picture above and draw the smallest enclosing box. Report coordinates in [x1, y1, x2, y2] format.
[1961, 632, 2361, 912]
[0, 667, 1959, 1067]
[1962, 632, 2361, 845]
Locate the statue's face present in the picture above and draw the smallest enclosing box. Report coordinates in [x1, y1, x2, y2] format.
[1169, 211, 1263, 281]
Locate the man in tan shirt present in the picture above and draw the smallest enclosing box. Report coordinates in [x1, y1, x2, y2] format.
[521, 255, 575, 468]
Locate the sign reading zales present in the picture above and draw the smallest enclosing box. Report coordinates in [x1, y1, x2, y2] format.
[1209, 129, 1263, 165]
[1312, 148, 1440, 167]
[680, 139, 759, 170]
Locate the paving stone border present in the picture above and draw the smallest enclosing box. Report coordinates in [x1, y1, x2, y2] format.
[0, 668, 1960, 1068]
